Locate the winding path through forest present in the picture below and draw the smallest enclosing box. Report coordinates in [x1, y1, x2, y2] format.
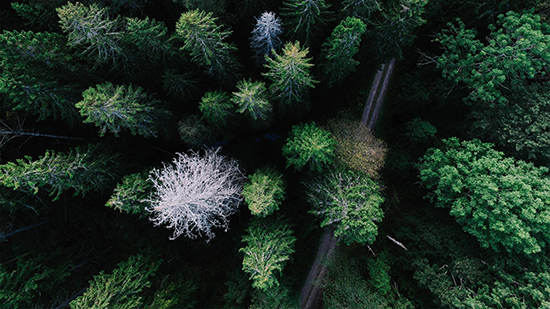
[298, 58, 396, 309]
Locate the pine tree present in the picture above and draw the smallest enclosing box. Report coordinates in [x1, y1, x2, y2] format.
[231, 79, 272, 125]
[263, 41, 316, 109]
[250, 12, 283, 64]
[123, 16, 174, 66]
[281, 0, 330, 45]
[240, 218, 296, 291]
[57, 2, 123, 67]
[76, 82, 169, 138]
[320, 17, 367, 87]
[174, 9, 241, 84]
[0, 144, 118, 201]
[0, 30, 82, 124]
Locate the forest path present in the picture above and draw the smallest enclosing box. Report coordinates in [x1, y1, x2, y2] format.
[298, 58, 396, 309]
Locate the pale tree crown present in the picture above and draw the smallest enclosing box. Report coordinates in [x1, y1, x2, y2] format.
[148, 148, 244, 240]
[250, 12, 283, 63]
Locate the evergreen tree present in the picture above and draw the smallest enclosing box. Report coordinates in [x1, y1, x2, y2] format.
[250, 12, 283, 64]
[231, 79, 272, 125]
[418, 138, 550, 255]
[0, 30, 82, 124]
[123, 16, 174, 67]
[242, 167, 286, 217]
[174, 10, 241, 84]
[341, 0, 381, 20]
[106, 171, 152, 218]
[240, 218, 296, 291]
[282, 122, 336, 172]
[435, 11, 550, 105]
[307, 169, 384, 245]
[263, 41, 316, 109]
[199, 91, 233, 128]
[320, 17, 367, 87]
[70, 253, 161, 308]
[281, 0, 330, 45]
[57, 2, 123, 67]
[0, 144, 118, 201]
[76, 82, 169, 138]
[0, 255, 70, 308]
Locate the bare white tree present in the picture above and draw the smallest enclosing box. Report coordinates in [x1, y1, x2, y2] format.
[250, 12, 283, 64]
[147, 148, 244, 240]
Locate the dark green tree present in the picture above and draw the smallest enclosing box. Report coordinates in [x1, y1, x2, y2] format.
[263, 41, 316, 109]
[435, 11, 550, 105]
[0, 30, 82, 124]
[70, 253, 161, 308]
[320, 17, 367, 86]
[240, 218, 296, 291]
[174, 9, 240, 84]
[0, 144, 118, 201]
[199, 91, 233, 128]
[281, 0, 330, 45]
[242, 167, 286, 217]
[306, 169, 384, 245]
[418, 138, 550, 255]
[76, 82, 169, 138]
[106, 171, 152, 218]
[282, 122, 336, 172]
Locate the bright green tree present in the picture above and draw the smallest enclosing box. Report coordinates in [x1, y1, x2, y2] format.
[106, 171, 152, 218]
[76, 82, 169, 138]
[199, 91, 233, 128]
[418, 138, 550, 255]
[57, 2, 123, 67]
[174, 9, 240, 84]
[240, 218, 296, 291]
[282, 0, 330, 45]
[263, 41, 317, 109]
[307, 169, 384, 245]
[242, 167, 285, 217]
[0, 30, 82, 124]
[435, 11, 550, 105]
[282, 122, 336, 172]
[231, 79, 272, 125]
[320, 17, 367, 86]
[70, 253, 161, 309]
[0, 144, 118, 201]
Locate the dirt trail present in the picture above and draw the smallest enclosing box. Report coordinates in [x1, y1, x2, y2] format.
[298, 59, 396, 309]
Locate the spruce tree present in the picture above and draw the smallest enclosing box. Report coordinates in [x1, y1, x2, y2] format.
[282, 122, 336, 172]
[198, 91, 233, 128]
[231, 79, 272, 125]
[76, 82, 169, 138]
[320, 17, 367, 87]
[242, 167, 286, 217]
[174, 9, 241, 84]
[281, 0, 330, 45]
[250, 12, 283, 64]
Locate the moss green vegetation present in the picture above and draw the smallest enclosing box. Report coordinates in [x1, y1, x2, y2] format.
[2, 0, 550, 307]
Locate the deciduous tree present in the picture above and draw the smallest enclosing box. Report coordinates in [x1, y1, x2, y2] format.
[417, 138, 550, 255]
[307, 169, 384, 245]
[147, 148, 244, 240]
[242, 167, 285, 217]
[282, 122, 336, 172]
[435, 11, 550, 105]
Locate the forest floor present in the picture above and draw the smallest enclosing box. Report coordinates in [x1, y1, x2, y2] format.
[298, 58, 396, 309]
